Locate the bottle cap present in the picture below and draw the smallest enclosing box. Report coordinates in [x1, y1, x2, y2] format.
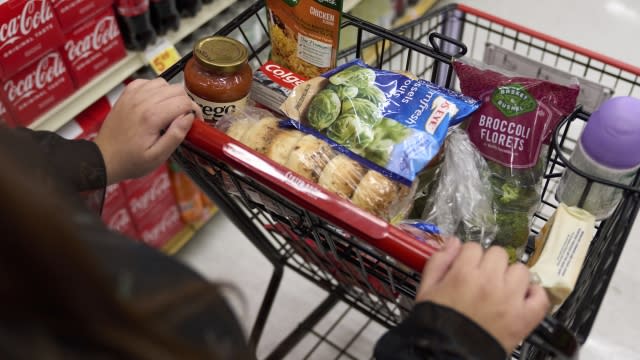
[193, 36, 248, 73]
[581, 96, 640, 169]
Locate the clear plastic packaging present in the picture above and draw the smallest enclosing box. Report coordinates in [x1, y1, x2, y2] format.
[216, 107, 416, 221]
[419, 128, 497, 247]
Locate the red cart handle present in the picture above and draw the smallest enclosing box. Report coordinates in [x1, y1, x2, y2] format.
[185, 120, 437, 272]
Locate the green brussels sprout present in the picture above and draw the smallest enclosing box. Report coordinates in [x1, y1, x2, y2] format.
[353, 124, 375, 149]
[329, 65, 376, 88]
[356, 85, 386, 106]
[341, 98, 382, 126]
[307, 89, 341, 130]
[326, 84, 359, 101]
[327, 113, 361, 144]
[364, 138, 394, 166]
[375, 117, 411, 143]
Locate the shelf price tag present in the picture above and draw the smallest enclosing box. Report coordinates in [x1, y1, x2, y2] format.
[144, 38, 181, 75]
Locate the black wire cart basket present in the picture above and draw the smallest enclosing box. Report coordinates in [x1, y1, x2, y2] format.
[162, 2, 640, 359]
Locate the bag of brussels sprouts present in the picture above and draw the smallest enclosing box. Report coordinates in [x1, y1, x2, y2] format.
[281, 59, 481, 186]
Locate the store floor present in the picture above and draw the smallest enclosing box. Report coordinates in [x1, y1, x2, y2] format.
[178, 0, 640, 359]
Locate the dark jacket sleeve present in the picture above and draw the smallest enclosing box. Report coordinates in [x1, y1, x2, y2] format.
[374, 302, 507, 360]
[13, 128, 107, 192]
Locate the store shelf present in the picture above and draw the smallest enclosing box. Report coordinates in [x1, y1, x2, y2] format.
[30, 0, 235, 132]
[161, 206, 219, 255]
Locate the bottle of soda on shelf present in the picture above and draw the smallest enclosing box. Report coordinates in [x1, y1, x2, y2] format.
[150, 0, 180, 35]
[115, 0, 157, 50]
[177, 0, 202, 17]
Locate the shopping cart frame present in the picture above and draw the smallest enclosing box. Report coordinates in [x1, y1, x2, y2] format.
[162, 2, 640, 359]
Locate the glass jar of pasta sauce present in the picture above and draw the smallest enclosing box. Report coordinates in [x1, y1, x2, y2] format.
[184, 36, 252, 125]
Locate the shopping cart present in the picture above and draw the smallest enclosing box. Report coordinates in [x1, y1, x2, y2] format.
[162, 2, 640, 359]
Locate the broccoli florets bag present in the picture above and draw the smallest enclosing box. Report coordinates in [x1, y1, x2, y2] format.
[453, 58, 579, 253]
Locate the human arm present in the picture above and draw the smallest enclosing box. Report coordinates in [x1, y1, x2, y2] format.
[375, 240, 550, 359]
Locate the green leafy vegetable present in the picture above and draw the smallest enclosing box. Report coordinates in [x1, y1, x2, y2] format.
[307, 89, 341, 130]
[364, 138, 394, 166]
[356, 85, 386, 106]
[326, 84, 359, 101]
[327, 113, 361, 144]
[329, 65, 376, 88]
[341, 98, 382, 126]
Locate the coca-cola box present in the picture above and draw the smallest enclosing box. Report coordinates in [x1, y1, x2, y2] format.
[104, 205, 139, 239]
[0, 51, 76, 126]
[0, 100, 16, 127]
[50, 0, 113, 33]
[137, 202, 183, 248]
[122, 164, 177, 223]
[102, 183, 139, 239]
[0, 0, 65, 80]
[61, 7, 126, 88]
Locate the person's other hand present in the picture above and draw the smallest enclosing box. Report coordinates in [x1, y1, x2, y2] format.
[95, 79, 201, 184]
[416, 239, 550, 353]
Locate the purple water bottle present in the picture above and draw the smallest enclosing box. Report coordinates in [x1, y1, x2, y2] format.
[556, 96, 640, 219]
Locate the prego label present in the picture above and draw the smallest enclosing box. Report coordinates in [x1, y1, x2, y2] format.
[186, 89, 247, 124]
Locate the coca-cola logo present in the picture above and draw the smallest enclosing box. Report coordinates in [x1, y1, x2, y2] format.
[129, 174, 171, 214]
[64, 16, 120, 63]
[107, 208, 131, 232]
[3, 53, 66, 103]
[0, 0, 54, 49]
[142, 207, 180, 244]
[105, 184, 120, 203]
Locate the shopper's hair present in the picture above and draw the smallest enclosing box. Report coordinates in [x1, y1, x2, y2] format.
[0, 128, 222, 359]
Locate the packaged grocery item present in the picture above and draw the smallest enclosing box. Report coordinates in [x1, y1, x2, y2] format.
[150, 0, 179, 35]
[251, 61, 307, 115]
[282, 59, 481, 184]
[0, 51, 76, 127]
[397, 220, 444, 250]
[176, 0, 201, 17]
[528, 203, 595, 307]
[266, 0, 342, 78]
[169, 161, 205, 224]
[557, 97, 640, 220]
[50, 0, 114, 33]
[216, 107, 415, 221]
[184, 36, 252, 125]
[61, 7, 127, 87]
[453, 58, 579, 251]
[0, 0, 66, 80]
[101, 183, 140, 239]
[419, 128, 497, 247]
[137, 200, 183, 248]
[121, 164, 175, 224]
[114, 0, 157, 50]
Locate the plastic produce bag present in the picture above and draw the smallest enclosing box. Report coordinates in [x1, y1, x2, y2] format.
[453, 58, 579, 253]
[419, 128, 497, 247]
[215, 106, 415, 221]
[281, 59, 480, 186]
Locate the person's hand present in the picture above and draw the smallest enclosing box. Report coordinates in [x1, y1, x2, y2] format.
[95, 79, 202, 184]
[416, 239, 550, 353]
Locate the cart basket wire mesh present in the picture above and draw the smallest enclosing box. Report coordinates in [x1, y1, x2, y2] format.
[162, 2, 640, 359]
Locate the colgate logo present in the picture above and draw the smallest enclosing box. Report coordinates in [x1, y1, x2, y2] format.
[263, 62, 306, 88]
[129, 174, 171, 214]
[142, 207, 180, 244]
[108, 208, 131, 232]
[3, 53, 66, 103]
[64, 16, 120, 63]
[0, 0, 54, 49]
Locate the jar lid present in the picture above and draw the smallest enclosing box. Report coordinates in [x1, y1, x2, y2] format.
[581, 96, 640, 169]
[193, 36, 248, 73]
